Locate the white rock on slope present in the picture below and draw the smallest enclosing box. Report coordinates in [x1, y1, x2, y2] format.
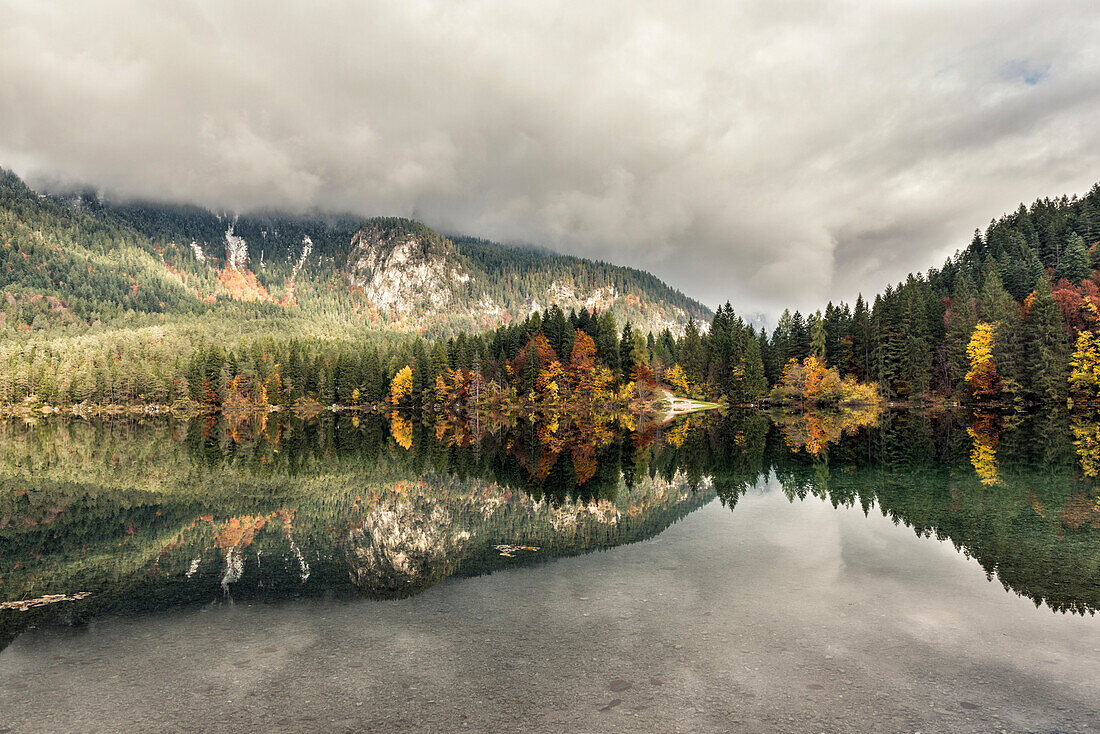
[344, 224, 468, 314]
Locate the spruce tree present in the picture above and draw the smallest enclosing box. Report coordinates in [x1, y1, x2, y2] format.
[810, 311, 826, 361]
[790, 311, 809, 361]
[595, 310, 620, 373]
[620, 323, 635, 380]
[980, 268, 1023, 402]
[1055, 233, 1090, 284]
[742, 333, 767, 399]
[1023, 277, 1069, 404]
[679, 319, 705, 383]
[850, 295, 871, 380]
[901, 282, 932, 397]
[945, 278, 978, 394]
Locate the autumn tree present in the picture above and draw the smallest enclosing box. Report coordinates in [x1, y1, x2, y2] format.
[1069, 330, 1100, 401]
[665, 363, 690, 395]
[965, 322, 999, 400]
[389, 365, 414, 406]
[568, 330, 598, 403]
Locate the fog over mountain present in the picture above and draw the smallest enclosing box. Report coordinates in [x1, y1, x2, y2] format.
[3, 0, 1100, 317]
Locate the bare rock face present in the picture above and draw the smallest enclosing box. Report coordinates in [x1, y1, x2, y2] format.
[344, 220, 469, 314]
[344, 499, 472, 598]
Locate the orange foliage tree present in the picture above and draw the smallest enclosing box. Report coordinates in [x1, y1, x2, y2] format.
[569, 331, 597, 403]
[770, 356, 875, 407]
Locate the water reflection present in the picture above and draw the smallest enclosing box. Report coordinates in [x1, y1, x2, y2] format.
[2, 407, 1100, 653]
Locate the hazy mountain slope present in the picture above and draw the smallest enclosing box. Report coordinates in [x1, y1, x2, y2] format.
[0, 170, 712, 336]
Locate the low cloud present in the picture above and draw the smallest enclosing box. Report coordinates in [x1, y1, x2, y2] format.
[3, 0, 1100, 318]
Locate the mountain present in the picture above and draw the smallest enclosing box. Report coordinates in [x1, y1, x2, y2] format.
[0, 169, 710, 338]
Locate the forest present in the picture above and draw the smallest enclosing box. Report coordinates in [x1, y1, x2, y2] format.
[4, 164, 1100, 413]
[756, 182, 1100, 407]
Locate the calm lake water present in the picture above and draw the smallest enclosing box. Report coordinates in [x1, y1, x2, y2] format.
[1, 410, 1099, 732]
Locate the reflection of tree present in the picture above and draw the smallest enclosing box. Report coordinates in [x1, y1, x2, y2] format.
[1059, 490, 1100, 531]
[772, 406, 881, 456]
[0, 414, 720, 650]
[1071, 414, 1100, 478]
[428, 405, 646, 505]
[6, 406, 1100, 639]
[389, 411, 413, 450]
[967, 413, 1000, 486]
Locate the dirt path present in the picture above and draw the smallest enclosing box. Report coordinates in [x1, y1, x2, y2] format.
[659, 388, 718, 421]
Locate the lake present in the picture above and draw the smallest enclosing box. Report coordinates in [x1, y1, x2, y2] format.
[1, 410, 1099, 732]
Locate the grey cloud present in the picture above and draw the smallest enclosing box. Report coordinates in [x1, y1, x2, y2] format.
[3, 0, 1100, 318]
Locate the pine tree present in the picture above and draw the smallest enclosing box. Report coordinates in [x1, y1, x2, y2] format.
[619, 322, 635, 380]
[757, 327, 772, 388]
[742, 334, 767, 400]
[945, 278, 978, 394]
[810, 311, 826, 361]
[790, 311, 809, 361]
[901, 281, 932, 397]
[849, 295, 870, 381]
[1055, 233, 1090, 284]
[979, 268, 1023, 401]
[1023, 277, 1068, 403]
[679, 319, 705, 384]
[595, 310, 620, 374]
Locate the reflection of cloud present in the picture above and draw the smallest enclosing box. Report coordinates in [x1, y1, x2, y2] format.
[3, 2, 1100, 315]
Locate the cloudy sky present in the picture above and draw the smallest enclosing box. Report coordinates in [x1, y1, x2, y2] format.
[3, 1, 1100, 317]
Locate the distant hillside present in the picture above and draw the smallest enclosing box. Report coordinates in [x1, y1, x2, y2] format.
[0, 170, 710, 337]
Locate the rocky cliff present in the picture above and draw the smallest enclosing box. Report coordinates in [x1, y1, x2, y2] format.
[344, 219, 471, 314]
[339, 218, 712, 333]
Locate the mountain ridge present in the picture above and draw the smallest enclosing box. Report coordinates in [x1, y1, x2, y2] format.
[0, 170, 712, 336]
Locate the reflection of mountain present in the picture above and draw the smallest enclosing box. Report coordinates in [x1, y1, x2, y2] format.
[0, 416, 711, 649]
[4, 408, 1100, 653]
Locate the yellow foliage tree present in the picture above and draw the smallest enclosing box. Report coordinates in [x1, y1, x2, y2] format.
[666, 363, 690, 395]
[389, 411, 413, 450]
[389, 365, 414, 405]
[1069, 330, 1100, 400]
[967, 414, 1000, 486]
[965, 322, 998, 399]
[536, 359, 566, 398]
[1071, 417, 1100, 478]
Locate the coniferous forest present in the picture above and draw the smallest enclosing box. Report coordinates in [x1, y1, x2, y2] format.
[3, 164, 1100, 413]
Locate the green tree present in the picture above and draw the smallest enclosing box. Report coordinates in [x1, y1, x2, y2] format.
[1055, 233, 1090, 284]
[810, 311, 826, 361]
[1023, 278, 1068, 403]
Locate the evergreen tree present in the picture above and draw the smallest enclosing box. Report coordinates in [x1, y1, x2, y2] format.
[849, 295, 871, 381]
[945, 278, 978, 395]
[900, 281, 932, 397]
[1023, 277, 1068, 404]
[771, 309, 793, 376]
[679, 319, 705, 384]
[790, 311, 809, 361]
[620, 322, 635, 380]
[980, 269, 1023, 402]
[810, 311, 826, 361]
[595, 310, 620, 373]
[1055, 233, 1090, 284]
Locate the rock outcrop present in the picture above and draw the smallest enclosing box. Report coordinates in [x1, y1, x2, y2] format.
[344, 219, 469, 314]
